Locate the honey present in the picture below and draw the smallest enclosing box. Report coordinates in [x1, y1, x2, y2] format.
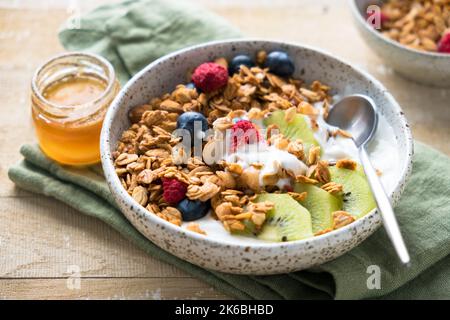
[31, 53, 119, 166]
[43, 77, 106, 106]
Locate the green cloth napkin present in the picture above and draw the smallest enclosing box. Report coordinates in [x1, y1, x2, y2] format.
[9, 0, 450, 299]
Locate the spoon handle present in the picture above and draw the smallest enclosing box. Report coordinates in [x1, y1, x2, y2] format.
[358, 146, 410, 265]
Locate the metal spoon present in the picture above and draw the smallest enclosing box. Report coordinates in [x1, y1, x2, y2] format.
[327, 94, 410, 265]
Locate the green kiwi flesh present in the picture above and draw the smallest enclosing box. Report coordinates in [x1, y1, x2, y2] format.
[294, 183, 342, 234]
[329, 166, 376, 218]
[263, 110, 319, 151]
[255, 193, 313, 242]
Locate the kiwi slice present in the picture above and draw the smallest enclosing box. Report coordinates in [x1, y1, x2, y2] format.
[232, 219, 258, 237]
[294, 183, 342, 234]
[255, 193, 313, 242]
[263, 110, 319, 151]
[329, 166, 376, 219]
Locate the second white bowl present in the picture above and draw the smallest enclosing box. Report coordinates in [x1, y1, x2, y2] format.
[351, 0, 450, 87]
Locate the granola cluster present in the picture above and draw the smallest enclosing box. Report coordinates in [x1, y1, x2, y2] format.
[376, 0, 450, 53]
[113, 51, 358, 236]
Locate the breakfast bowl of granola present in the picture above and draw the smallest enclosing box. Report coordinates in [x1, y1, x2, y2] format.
[100, 39, 413, 274]
[351, 0, 450, 87]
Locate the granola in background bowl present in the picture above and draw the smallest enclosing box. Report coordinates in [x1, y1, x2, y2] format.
[374, 0, 450, 53]
[351, 0, 450, 87]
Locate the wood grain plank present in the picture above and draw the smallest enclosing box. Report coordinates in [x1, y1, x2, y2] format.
[0, 197, 187, 278]
[0, 278, 229, 300]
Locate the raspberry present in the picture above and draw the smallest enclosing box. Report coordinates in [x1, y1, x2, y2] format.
[438, 33, 450, 54]
[230, 120, 261, 152]
[192, 62, 228, 93]
[162, 178, 187, 205]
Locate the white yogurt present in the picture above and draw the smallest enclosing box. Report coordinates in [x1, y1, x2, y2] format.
[191, 215, 266, 244]
[225, 142, 307, 187]
[365, 119, 400, 192]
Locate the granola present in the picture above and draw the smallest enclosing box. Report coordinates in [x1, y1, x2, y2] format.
[336, 158, 358, 171]
[370, 0, 450, 53]
[185, 223, 206, 235]
[113, 50, 377, 242]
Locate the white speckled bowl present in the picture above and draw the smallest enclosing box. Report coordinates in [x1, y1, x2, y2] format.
[101, 39, 413, 275]
[351, 0, 450, 87]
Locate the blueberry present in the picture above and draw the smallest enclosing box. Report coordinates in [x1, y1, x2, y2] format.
[264, 51, 295, 77]
[229, 54, 255, 75]
[177, 199, 210, 221]
[185, 82, 196, 90]
[185, 82, 201, 93]
[176, 112, 208, 145]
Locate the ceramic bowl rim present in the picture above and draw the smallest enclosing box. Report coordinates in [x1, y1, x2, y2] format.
[101, 38, 414, 250]
[349, 0, 450, 59]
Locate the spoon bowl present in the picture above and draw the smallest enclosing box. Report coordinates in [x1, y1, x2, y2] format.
[327, 94, 378, 148]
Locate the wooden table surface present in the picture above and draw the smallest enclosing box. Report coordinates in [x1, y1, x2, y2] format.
[0, 0, 449, 300]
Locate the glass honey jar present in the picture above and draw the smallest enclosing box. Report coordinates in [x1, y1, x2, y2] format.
[31, 52, 120, 166]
